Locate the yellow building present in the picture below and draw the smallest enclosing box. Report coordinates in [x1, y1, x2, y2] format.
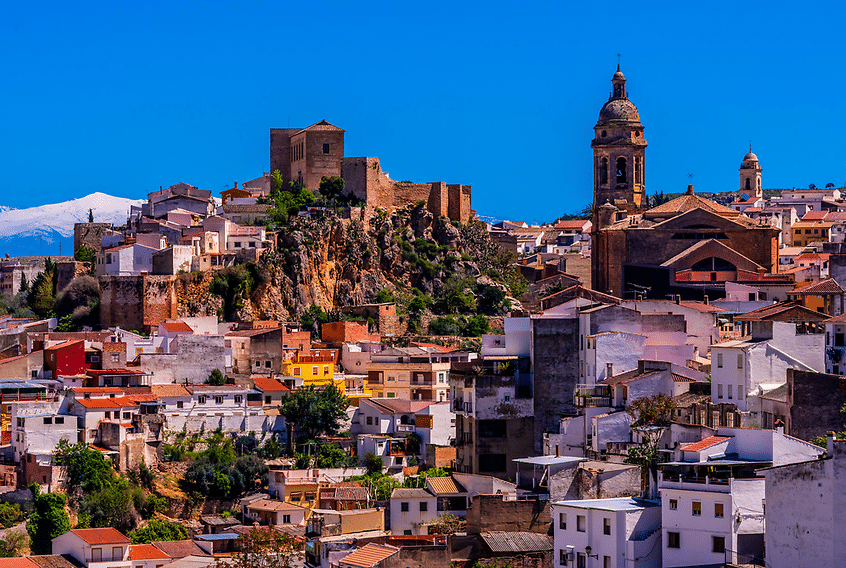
[281, 353, 336, 387]
[791, 220, 832, 247]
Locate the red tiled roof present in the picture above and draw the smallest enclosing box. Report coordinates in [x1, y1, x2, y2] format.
[734, 301, 830, 322]
[601, 370, 659, 385]
[71, 387, 124, 394]
[75, 396, 139, 409]
[801, 210, 828, 221]
[252, 377, 290, 393]
[671, 373, 697, 383]
[0, 558, 39, 568]
[161, 321, 192, 333]
[679, 435, 731, 452]
[151, 384, 190, 397]
[129, 544, 171, 561]
[101, 342, 126, 352]
[789, 278, 844, 295]
[339, 544, 399, 568]
[69, 527, 131, 545]
[793, 252, 830, 261]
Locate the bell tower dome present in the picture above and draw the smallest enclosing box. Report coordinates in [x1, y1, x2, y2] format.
[591, 65, 647, 218]
[739, 150, 762, 198]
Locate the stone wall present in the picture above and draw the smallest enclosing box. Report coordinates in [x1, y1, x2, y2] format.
[74, 222, 112, 253]
[787, 369, 846, 441]
[531, 317, 580, 452]
[465, 494, 551, 534]
[99, 274, 177, 333]
[56, 261, 88, 293]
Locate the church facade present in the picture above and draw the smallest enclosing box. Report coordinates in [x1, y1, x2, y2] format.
[590, 67, 784, 300]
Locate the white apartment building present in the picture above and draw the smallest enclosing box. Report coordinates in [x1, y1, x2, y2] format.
[551, 497, 661, 568]
[659, 427, 823, 567]
[711, 317, 824, 414]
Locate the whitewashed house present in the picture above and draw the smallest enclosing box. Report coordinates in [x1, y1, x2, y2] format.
[659, 427, 823, 567]
[551, 497, 661, 568]
[389, 488, 437, 535]
[52, 528, 132, 568]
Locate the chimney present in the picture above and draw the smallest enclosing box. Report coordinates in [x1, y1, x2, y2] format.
[606, 362, 613, 378]
[828, 431, 836, 455]
[703, 295, 709, 305]
[675, 295, 681, 304]
[234, 181, 238, 189]
[686, 184, 695, 195]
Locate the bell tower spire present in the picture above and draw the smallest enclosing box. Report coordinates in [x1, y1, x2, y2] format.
[591, 65, 647, 220]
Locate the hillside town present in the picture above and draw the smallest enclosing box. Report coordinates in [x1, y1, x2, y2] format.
[0, 66, 843, 568]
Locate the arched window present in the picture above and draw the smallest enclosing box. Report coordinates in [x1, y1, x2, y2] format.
[400, 415, 409, 425]
[616, 157, 627, 184]
[745, 178, 751, 192]
[600, 158, 608, 185]
[614, 84, 623, 97]
[635, 157, 641, 185]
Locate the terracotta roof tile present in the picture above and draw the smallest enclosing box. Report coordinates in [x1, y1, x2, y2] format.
[151, 385, 190, 397]
[426, 476, 465, 494]
[151, 540, 210, 559]
[0, 559, 39, 568]
[69, 527, 131, 545]
[679, 435, 731, 452]
[252, 377, 290, 393]
[161, 321, 193, 333]
[129, 544, 171, 561]
[789, 278, 844, 295]
[339, 544, 398, 568]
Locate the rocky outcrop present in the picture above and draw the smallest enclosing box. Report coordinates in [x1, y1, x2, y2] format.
[199, 205, 521, 325]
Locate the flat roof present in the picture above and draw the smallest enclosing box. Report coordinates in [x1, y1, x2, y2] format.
[552, 497, 660, 512]
[662, 459, 772, 467]
[513, 456, 587, 466]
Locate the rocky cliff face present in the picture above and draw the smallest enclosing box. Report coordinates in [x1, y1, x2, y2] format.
[197, 204, 520, 324]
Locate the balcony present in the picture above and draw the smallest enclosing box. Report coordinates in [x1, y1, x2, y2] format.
[396, 424, 415, 433]
[659, 473, 731, 493]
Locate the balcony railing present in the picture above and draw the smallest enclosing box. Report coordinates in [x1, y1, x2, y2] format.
[659, 474, 731, 493]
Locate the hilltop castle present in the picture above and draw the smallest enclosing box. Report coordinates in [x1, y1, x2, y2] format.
[270, 121, 472, 224]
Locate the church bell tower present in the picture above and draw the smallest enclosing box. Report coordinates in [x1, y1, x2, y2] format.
[591, 65, 647, 221]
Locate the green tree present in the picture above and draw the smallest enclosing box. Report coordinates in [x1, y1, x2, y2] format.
[374, 288, 395, 303]
[53, 440, 115, 493]
[280, 385, 348, 441]
[27, 486, 70, 555]
[362, 452, 383, 475]
[79, 477, 134, 533]
[319, 176, 346, 203]
[27, 262, 57, 319]
[206, 369, 225, 386]
[315, 443, 348, 468]
[226, 526, 302, 568]
[74, 245, 96, 264]
[624, 394, 675, 497]
[463, 315, 490, 337]
[428, 512, 463, 535]
[18, 274, 28, 294]
[0, 502, 23, 529]
[88, 208, 94, 223]
[130, 518, 188, 544]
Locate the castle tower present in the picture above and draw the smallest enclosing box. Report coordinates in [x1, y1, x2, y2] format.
[591, 65, 647, 220]
[739, 150, 762, 198]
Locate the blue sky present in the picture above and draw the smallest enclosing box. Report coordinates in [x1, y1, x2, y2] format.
[3, 1, 846, 224]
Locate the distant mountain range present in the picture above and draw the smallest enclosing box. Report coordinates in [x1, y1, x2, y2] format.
[0, 193, 144, 257]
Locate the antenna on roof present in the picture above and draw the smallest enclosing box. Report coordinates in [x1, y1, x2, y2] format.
[749, 140, 752, 152]
[617, 53, 621, 67]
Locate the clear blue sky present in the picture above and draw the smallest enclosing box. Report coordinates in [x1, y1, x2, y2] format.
[3, 1, 846, 224]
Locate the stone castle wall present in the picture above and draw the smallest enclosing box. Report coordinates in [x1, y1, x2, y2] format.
[99, 274, 177, 333]
[74, 223, 112, 254]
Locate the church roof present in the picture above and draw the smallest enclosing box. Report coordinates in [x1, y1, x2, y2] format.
[660, 239, 764, 273]
[643, 189, 740, 220]
[597, 98, 641, 124]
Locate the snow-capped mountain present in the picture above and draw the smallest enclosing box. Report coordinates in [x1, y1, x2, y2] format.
[0, 192, 144, 256]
